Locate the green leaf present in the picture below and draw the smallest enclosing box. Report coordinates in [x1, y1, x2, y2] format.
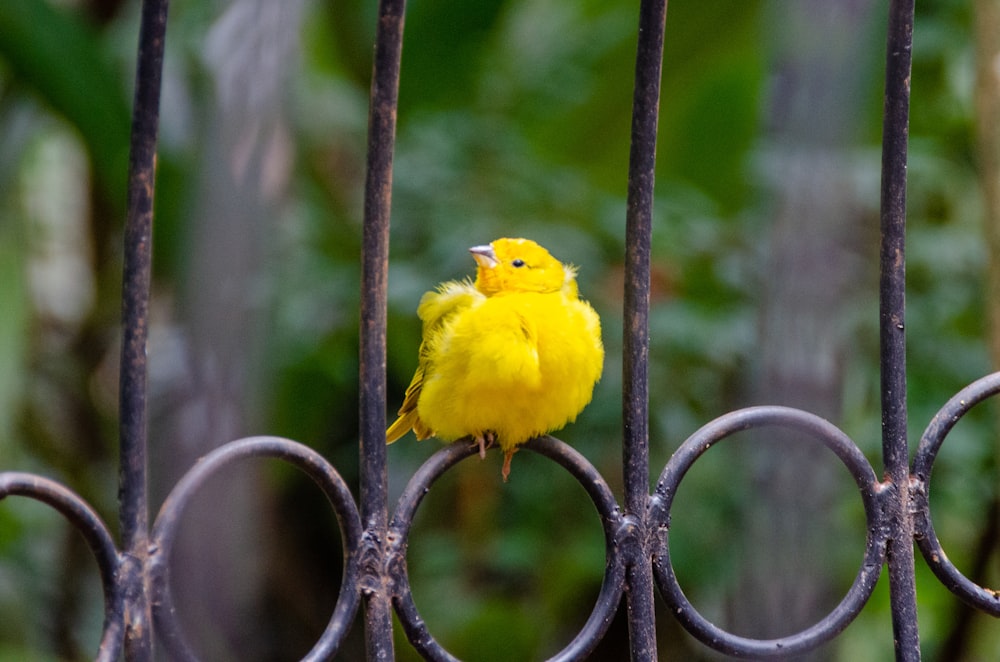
[0, 0, 131, 207]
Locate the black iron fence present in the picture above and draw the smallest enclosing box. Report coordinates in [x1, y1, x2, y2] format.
[1, 0, 998, 659]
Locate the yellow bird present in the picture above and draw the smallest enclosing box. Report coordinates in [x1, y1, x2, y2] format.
[386, 237, 604, 481]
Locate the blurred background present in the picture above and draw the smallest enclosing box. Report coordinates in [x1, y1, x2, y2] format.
[1, 0, 998, 659]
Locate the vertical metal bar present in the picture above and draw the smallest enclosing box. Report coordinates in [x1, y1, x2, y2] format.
[623, 0, 667, 659]
[878, 0, 920, 659]
[119, 0, 169, 658]
[359, 0, 406, 659]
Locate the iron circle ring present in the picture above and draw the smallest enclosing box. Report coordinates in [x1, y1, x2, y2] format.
[149, 436, 363, 661]
[650, 406, 885, 658]
[388, 435, 626, 662]
[912, 371, 1000, 615]
[0, 472, 123, 661]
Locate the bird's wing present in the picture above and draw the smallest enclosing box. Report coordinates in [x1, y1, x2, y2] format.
[386, 280, 482, 443]
[386, 365, 427, 442]
[417, 279, 481, 330]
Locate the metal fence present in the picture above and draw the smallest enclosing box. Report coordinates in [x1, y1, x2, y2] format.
[1, 0, 998, 659]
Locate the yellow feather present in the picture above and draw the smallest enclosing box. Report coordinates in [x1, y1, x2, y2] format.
[386, 238, 604, 480]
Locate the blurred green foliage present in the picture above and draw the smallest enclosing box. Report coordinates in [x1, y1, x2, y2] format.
[0, 0, 997, 660]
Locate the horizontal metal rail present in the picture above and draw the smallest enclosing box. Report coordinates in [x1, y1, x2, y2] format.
[1, 0, 999, 660]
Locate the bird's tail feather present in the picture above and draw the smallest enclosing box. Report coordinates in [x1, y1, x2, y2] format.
[386, 410, 417, 444]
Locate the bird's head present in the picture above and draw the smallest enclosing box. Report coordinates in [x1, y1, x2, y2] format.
[470, 238, 575, 296]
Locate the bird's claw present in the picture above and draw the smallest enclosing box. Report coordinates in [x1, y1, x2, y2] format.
[501, 449, 516, 482]
[471, 432, 495, 460]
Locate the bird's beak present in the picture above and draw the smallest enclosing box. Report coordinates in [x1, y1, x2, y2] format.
[469, 244, 499, 268]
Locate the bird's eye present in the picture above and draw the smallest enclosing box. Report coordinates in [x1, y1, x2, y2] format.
[512, 259, 525, 268]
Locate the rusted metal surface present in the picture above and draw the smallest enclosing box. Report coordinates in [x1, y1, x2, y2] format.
[879, 0, 921, 659]
[621, 0, 668, 659]
[358, 0, 407, 657]
[119, 0, 170, 658]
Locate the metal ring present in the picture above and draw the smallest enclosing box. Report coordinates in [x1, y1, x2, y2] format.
[148, 437, 363, 660]
[0, 472, 123, 662]
[388, 436, 626, 662]
[912, 371, 1000, 615]
[650, 406, 885, 658]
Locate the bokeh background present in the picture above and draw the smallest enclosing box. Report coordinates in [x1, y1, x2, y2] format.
[1, 0, 998, 660]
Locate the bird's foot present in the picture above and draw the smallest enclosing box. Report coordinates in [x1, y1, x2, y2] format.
[471, 432, 496, 460]
[501, 448, 517, 482]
